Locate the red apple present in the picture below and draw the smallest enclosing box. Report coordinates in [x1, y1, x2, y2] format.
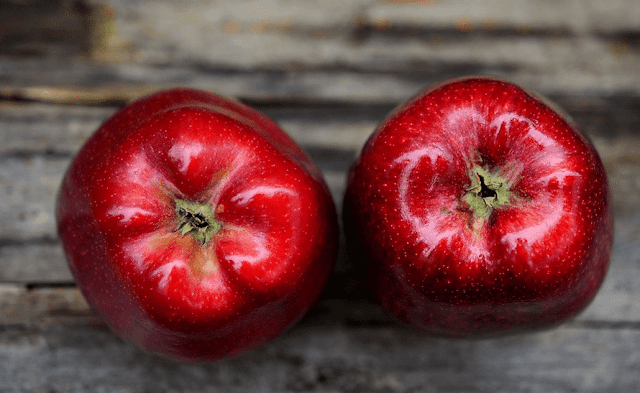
[343, 77, 613, 336]
[57, 88, 338, 362]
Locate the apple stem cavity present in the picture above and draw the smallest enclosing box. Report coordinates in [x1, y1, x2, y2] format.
[174, 199, 221, 245]
[464, 166, 511, 218]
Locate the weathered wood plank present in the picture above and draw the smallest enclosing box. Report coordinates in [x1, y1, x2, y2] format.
[5, 0, 640, 61]
[108, 0, 639, 35]
[0, 102, 116, 155]
[0, 319, 638, 392]
[3, 58, 640, 107]
[0, 58, 461, 104]
[0, 242, 70, 283]
[0, 284, 98, 328]
[367, 0, 640, 33]
[0, 0, 93, 58]
[0, 155, 66, 241]
[2, 0, 639, 103]
[90, 0, 640, 71]
[0, 58, 423, 104]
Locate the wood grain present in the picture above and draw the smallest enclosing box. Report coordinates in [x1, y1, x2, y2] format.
[0, 321, 638, 393]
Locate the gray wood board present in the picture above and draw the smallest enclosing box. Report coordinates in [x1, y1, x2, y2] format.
[4, 0, 640, 96]
[0, 319, 638, 393]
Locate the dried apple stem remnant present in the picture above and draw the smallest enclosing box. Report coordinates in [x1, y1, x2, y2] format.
[464, 166, 511, 218]
[174, 199, 221, 245]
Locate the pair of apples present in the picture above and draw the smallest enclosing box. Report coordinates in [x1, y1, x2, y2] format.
[57, 77, 613, 363]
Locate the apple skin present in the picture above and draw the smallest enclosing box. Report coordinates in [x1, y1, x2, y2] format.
[343, 77, 613, 337]
[57, 88, 338, 362]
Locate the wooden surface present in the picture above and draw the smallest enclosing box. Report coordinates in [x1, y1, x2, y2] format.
[1, 1, 640, 392]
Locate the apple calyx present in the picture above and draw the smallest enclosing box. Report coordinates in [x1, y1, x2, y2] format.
[174, 199, 221, 245]
[464, 166, 511, 218]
